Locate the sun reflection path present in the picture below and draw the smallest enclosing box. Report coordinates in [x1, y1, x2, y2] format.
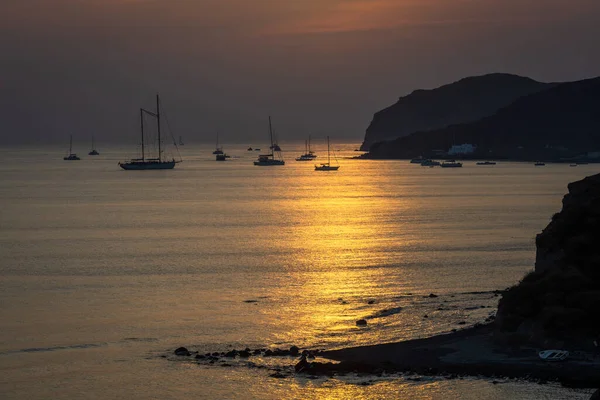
[266, 165, 420, 349]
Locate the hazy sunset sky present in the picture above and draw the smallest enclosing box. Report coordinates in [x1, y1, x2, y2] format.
[2, 0, 599, 144]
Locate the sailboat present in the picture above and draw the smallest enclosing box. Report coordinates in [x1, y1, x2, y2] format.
[63, 135, 80, 160]
[213, 132, 224, 155]
[88, 136, 99, 155]
[315, 136, 339, 171]
[178, 136, 184, 146]
[119, 94, 181, 170]
[295, 135, 317, 161]
[254, 116, 285, 166]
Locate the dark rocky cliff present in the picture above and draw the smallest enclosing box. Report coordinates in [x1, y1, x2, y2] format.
[496, 173, 600, 346]
[366, 76, 600, 160]
[360, 73, 551, 151]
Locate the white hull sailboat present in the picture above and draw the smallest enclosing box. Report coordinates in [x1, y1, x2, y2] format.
[254, 116, 284, 166]
[119, 94, 181, 170]
[315, 136, 339, 171]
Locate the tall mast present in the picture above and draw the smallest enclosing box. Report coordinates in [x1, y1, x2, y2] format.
[308, 135, 311, 153]
[268, 116, 273, 155]
[327, 136, 330, 165]
[91, 135, 94, 150]
[156, 94, 161, 162]
[69, 135, 73, 154]
[140, 108, 145, 161]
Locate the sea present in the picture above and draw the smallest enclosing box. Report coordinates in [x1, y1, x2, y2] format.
[0, 143, 596, 399]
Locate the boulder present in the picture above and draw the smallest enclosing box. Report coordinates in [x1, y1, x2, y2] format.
[174, 347, 191, 356]
[289, 346, 299, 356]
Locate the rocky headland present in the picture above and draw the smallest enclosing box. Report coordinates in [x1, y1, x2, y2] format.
[360, 73, 552, 151]
[361, 75, 600, 161]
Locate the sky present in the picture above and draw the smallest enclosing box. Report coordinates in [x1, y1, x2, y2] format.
[1, 0, 600, 145]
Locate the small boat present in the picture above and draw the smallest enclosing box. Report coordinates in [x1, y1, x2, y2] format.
[63, 135, 80, 160]
[254, 117, 285, 166]
[441, 160, 463, 168]
[315, 136, 339, 171]
[119, 94, 181, 170]
[420, 159, 440, 167]
[570, 163, 578, 167]
[254, 148, 261, 151]
[538, 350, 569, 361]
[213, 132, 224, 155]
[247, 147, 253, 151]
[534, 161, 545, 166]
[296, 135, 317, 161]
[476, 161, 496, 165]
[216, 153, 229, 161]
[88, 136, 99, 156]
[410, 157, 425, 164]
[269, 128, 282, 152]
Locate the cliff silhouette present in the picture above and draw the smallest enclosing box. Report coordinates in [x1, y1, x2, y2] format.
[365, 76, 600, 160]
[496, 173, 600, 346]
[361, 73, 552, 151]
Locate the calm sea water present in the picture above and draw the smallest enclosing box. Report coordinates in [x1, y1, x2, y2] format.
[0, 143, 596, 399]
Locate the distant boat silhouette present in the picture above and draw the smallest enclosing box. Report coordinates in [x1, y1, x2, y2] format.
[179, 136, 184, 146]
[64, 135, 80, 160]
[441, 160, 463, 168]
[296, 135, 317, 161]
[216, 152, 231, 161]
[254, 117, 284, 166]
[315, 136, 339, 171]
[119, 94, 181, 170]
[88, 136, 99, 156]
[213, 132, 224, 155]
[270, 128, 282, 152]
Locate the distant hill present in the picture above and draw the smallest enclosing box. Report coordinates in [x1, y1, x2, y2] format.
[360, 73, 553, 151]
[366, 76, 600, 160]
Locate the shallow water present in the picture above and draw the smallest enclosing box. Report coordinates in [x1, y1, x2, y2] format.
[0, 144, 597, 399]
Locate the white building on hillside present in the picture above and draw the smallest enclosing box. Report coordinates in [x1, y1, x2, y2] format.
[448, 143, 477, 155]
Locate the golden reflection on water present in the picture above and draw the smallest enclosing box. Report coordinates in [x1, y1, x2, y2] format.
[276, 378, 447, 400]
[271, 167, 415, 347]
[283, 169, 407, 271]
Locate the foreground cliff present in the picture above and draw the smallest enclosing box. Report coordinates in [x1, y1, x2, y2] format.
[366, 76, 600, 160]
[496, 173, 600, 346]
[360, 73, 551, 151]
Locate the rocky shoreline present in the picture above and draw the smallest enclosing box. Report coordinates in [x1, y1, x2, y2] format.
[171, 324, 600, 390]
[318, 323, 600, 388]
